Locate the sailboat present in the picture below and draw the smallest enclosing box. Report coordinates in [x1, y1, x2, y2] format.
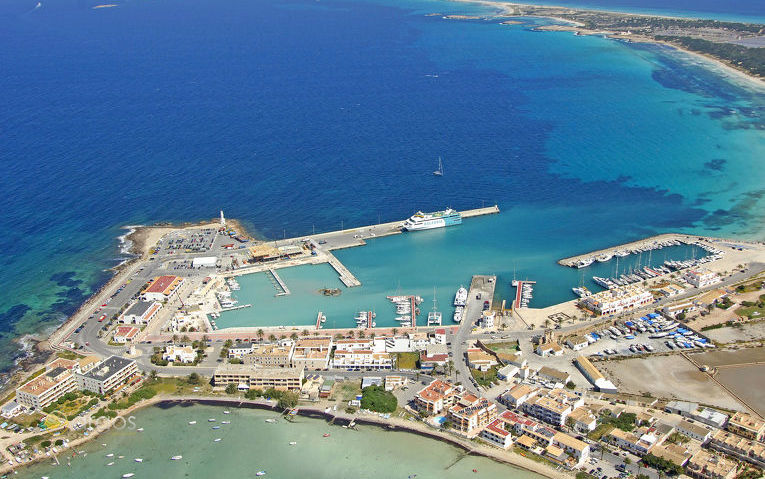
[427, 287, 442, 326]
[433, 157, 444, 176]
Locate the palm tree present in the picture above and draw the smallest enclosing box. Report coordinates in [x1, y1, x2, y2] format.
[290, 332, 298, 341]
[257, 329, 264, 341]
[392, 328, 398, 336]
[269, 334, 277, 342]
[358, 331, 366, 339]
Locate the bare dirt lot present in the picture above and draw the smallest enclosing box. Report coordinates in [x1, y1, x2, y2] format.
[598, 355, 746, 411]
[716, 365, 765, 416]
[690, 347, 765, 367]
[704, 321, 765, 344]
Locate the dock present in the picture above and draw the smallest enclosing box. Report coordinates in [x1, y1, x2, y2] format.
[268, 269, 291, 296]
[513, 280, 536, 309]
[221, 303, 252, 312]
[315, 311, 325, 330]
[326, 252, 362, 287]
[558, 233, 695, 267]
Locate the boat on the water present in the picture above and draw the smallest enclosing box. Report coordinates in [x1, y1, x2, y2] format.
[402, 208, 461, 231]
[188, 421, 196, 425]
[454, 286, 467, 306]
[256, 472, 267, 477]
[171, 455, 182, 461]
[122, 474, 135, 478]
[134, 458, 143, 463]
[433, 156, 444, 176]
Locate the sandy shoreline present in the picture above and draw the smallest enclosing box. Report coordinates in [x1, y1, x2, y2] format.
[1, 395, 570, 478]
[448, 0, 765, 89]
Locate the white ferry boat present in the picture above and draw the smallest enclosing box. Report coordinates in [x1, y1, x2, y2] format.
[402, 208, 462, 231]
[454, 286, 467, 306]
[453, 306, 464, 323]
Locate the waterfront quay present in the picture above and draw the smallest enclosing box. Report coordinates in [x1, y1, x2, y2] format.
[558, 233, 694, 267]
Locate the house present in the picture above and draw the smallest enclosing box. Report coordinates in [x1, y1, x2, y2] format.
[662, 302, 697, 319]
[689, 407, 729, 429]
[447, 393, 497, 437]
[709, 429, 765, 468]
[499, 352, 527, 368]
[651, 441, 695, 467]
[552, 431, 590, 466]
[566, 336, 589, 351]
[384, 375, 407, 391]
[113, 326, 140, 344]
[604, 425, 666, 456]
[536, 342, 564, 357]
[419, 344, 449, 371]
[291, 337, 333, 370]
[480, 311, 495, 329]
[481, 418, 513, 449]
[499, 384, 539, 408]
[536, 366, 570, 385]
[300, 375, 324, 401]
[686, 449, 738, 479]
[496, 364, 519, 381]
[120, 300, 162, 325]
[163, 345, 197, 364]
[676, 419, 713, 444]
[142, 275, 184, 302]
[466, 348, 497, 371]
[568, 407, 597, 433]
[361, 376, 383, 389]
[408, 332, 431, 350]
[1, 401, 22, 418]
[665, 400, 700, 416]
[414, 379, 461, 415]
[432, 329, 447, 345]
[683, 269, 721, 289]
[75, 356, 138, 395]
[727, 411, 765, 442]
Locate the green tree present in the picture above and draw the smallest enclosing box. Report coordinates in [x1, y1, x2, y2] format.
[360, 385, 397, 413]
[257, 329, 264, 341]
[187, 372, 202, 385]
[225, 383, 238, 395]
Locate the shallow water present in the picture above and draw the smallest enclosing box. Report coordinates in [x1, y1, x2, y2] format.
[17, 404, 544, 479]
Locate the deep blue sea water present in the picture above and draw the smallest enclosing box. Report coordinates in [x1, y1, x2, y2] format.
[0, 0, 763, 371]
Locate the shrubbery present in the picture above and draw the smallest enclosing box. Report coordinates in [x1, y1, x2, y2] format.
[360, 385, 397, 413]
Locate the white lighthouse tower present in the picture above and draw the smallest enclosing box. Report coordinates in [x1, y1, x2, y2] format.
[220, 210, 226, 227]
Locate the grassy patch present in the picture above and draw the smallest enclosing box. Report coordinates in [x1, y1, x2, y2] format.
[470, 366, 499, 388]
[394, 352, 420, 370]
[483, 341, 519, 354]
[335, 381, 361, 402]
[588, 423, 615, 441]
[56, 351, 85, 360]
[736, 304, 765, 319]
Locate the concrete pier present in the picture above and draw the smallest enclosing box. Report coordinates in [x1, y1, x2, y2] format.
[326, 251, 362, 287]
[557, 233, 695, 267]
[268, 268, 291, 296]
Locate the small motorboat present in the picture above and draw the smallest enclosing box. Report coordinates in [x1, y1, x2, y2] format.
[264, 418, 277, 423]
[289, 441, 297, 446]
[171, 455, 182, 461]
[221, 421, 231, 424]
[256, 472, 267, 476]
[212, 426, 220, 430]
[188, 421, 197, 425]
[107, 462, 114, 466]
[134, 458, 143, 463]
[208, 418, 216, 422]
[223, 410, 230, 414]
[106, 453, 114, 457]
[323, 433, 330, 438]
[214, 438, 222, 442]
[136, 428, 144, 432]
[122, 474, 135, 478]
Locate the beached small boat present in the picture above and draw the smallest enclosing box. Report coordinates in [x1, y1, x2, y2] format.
[171, 455, 182, 461]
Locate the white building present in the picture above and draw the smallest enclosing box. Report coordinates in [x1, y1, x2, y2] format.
[581, 286, 653, 316]
[120, 300, 162, 325]
[331, 350, 393, 370]
[683, 269, 720, 289]
[480, 311, 495, 329]
[566, 336, 589, 351]
[75, 356, 138, 395]
[163, 345, 197, 364]
[192, 256, 217, 268]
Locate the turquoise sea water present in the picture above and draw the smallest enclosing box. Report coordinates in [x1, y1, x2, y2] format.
[17, 404, 543, 479]
[0, 0, 764, 370]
